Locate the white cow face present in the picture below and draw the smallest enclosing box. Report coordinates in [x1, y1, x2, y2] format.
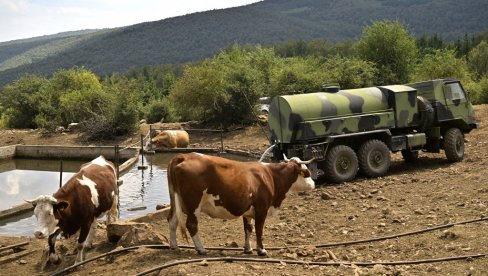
[289, 160, 315, 192]
[26, 195, 68, 239]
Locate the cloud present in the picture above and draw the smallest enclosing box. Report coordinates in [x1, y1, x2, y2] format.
[0, 0, 28, 12]
[5, 173, 20, 195]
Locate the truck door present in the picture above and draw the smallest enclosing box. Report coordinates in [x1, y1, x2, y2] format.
[442, 81, 470, 123]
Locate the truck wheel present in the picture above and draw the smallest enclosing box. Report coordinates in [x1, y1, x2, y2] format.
[324, 145, 358, 183]
[358, 140, 391, 177]
[401, 149, 419, 163]
[443, 128, 464, 162]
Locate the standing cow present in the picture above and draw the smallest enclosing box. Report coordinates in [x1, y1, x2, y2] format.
[167, 153, 315, 256]
[146, 130, 189, 150]
[26, 155, 118, 264]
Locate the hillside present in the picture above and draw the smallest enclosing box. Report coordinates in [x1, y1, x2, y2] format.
[1, 0, 488, 85]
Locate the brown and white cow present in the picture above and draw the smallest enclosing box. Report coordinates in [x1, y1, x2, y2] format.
[147, 130, 189, 150]
[167, 153, 315, 256]
[26, 155, 118, 264]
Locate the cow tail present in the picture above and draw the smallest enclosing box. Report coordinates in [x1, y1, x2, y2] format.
[168, 156, 189, 242]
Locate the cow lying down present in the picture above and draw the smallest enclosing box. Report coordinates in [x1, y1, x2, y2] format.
[167, 153, 315, 256]
[26, 155, 118, 264]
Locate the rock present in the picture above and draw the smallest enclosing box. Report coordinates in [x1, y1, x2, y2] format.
[67, 123, 80, 132]
[156, 203, 169, 210]
[225, 241, 239, 248]
[326, 250, 338, 260]
[19, 259, 27, 264]
[439, 230, 458, 240]
[115, 223, 168, 247]
[139, 119, 147, 124]
[320, 192, 335, 200]
[198, 260, 209, 266]
[372, 264, 386, 274]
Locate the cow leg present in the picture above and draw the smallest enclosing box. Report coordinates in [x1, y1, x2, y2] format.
[243, 217, 253, 254]
[186, 214, 206, 255]
[84, 220, 98, 249]
[75, 221, 91, 263]
[48, 228, 62, 264]
[254, 212, 268, 256]
[168, 207, 179, 250]
[107, 192, 119, 225]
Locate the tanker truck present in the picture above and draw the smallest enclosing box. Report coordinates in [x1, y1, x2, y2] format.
[267, 78, 478, 183]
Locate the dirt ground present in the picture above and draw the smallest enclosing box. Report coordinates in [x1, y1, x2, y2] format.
[0, 105, 487, 276]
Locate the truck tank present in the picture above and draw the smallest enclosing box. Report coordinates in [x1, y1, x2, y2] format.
[269, 87, 408, 144]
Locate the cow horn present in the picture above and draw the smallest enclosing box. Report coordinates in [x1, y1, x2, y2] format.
[24, 199, 36, 206]
[298, 157, 316, 165]
[283, 154, 290, 162]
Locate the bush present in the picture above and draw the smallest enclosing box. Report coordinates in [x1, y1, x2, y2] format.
[145, 98, 176, 123]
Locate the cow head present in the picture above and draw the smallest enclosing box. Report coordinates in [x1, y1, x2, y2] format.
[151, 132, 171, 148]
[283, 155, 315, 192]
[25, 195, 69, 239]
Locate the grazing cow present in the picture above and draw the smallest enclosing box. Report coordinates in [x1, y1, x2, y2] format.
[26, 156, 118, 264]
[147, 130, 189, 150]
[167, 153, 315, 256]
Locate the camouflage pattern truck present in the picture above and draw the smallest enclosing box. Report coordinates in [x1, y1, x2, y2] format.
[268, 78, 479, 183]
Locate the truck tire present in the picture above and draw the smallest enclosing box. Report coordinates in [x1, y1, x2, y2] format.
[358, 139, 391, 177]
[417, 96, 434, 132]
[443, 128, 464, 162]
[401, 149, 419, 163]
[324, 145, 358, 183]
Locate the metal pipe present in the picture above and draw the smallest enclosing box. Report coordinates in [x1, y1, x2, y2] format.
[59, 160, 63, 188]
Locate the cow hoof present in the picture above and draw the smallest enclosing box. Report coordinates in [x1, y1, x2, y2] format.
[257, 249, 267, 256]
[49, 254, 61, 265]
[243, 248, 253, 254]
[197, 249, 207, 255]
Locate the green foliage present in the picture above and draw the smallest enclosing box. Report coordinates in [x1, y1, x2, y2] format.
[144, 98, 176, 124]
[469, 75, 488, 104]
[411, 49, 470, 82]
[171, 46, 264, 126]
[0, 74, 47, 128]
[33, 68, 102, 130]
[269, 57, 329, 97]
[355, 20, 418, 85]
[467, 41, 488, 80]
[321, 55, 377, 89]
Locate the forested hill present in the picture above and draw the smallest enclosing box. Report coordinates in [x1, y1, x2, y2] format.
[1, 0, 488, 85]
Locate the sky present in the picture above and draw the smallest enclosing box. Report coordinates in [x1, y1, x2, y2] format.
[0, 0, 261, 43]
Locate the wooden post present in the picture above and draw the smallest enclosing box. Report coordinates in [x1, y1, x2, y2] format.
[59, 160, 63, 188]
[115, 145, 120, 179]
[138, 134, 148, 170]
[220, 129, 224, 153]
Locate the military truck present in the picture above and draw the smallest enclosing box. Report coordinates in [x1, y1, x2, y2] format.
[268, 78, 479, 183]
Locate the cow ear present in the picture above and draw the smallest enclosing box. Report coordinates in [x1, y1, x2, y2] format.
[54, 201, 69, 212]
[300, 168, 311, 178]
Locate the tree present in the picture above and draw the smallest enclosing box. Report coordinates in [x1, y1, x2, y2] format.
[34, 68, 103, 130]
[322, 55, 377, 89]
[0, 75, 47, 128]
[468, 41, 488, 80]
[170, 46, 264, 126]
[355, 20, 418, 85]
[411, 49, 470, 82]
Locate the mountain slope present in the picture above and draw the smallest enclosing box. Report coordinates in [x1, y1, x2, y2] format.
[1, 0, 487, 85]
